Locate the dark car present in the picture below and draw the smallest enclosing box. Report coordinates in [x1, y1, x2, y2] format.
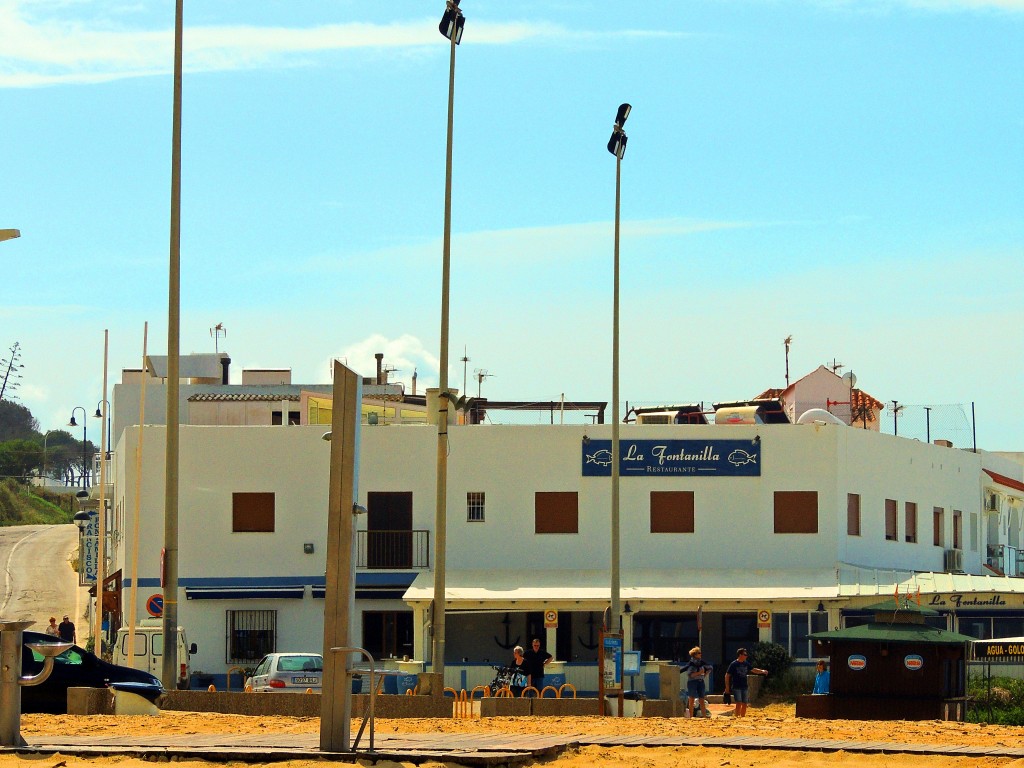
[20, 631, 164, 714]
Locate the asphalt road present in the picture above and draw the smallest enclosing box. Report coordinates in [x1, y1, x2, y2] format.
[0, 524, 81, 633]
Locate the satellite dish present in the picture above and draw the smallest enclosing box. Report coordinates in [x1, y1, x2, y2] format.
[842, 371, 857, 388]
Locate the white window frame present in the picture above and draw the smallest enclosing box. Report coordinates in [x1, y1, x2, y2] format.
[467, 491, 485, 522]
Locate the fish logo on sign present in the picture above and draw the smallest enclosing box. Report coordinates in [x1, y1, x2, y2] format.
[904, 655, 924, 671]
[847, 654, 867, 671]
[586, 449, 613, 466]
[728, 449, 757, 467]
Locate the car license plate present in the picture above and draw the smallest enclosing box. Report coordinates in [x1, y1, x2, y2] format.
[294, 676, 319, 685]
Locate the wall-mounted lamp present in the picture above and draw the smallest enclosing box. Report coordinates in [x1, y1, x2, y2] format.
[320, 431, 332, 442]
[816, 601, 825, 613]
[581, 434, 590, 445]
[303, 543, 315, 555]
[352, 503, 368, 516]
[623, 602, 632, 614]
[752, 434, 761, 445]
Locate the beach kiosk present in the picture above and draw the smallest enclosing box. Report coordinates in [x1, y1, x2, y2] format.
[798, 598, 973, 721]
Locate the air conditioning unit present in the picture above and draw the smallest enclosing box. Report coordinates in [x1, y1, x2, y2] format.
[986, 492, 999, 512]
[637, 412, 675, 425]
[944, 548, 964, 573]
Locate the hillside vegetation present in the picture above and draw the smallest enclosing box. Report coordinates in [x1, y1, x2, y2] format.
[0, 478, 75, 525]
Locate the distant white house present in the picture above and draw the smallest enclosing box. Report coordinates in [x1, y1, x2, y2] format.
[755, 364, 885, 430]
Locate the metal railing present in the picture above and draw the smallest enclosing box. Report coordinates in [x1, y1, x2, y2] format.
[986, 544, 1024, 577]
[356, 530, 430, 569]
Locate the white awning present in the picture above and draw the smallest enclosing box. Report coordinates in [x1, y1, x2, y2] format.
[403, 568, 839, 609]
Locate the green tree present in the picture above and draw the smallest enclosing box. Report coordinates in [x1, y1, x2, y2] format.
[0, 439, 44, 480]
[0, 399, 38, 442]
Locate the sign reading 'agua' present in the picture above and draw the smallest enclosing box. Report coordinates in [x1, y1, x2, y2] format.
[582, 439, 761, 477]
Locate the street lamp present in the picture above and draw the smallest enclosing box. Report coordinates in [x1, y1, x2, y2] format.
[68, 407, 89, 489]
[0, 229, 20, 242]
[94, 399, 111, 458]
[606, 102, 631, 638]
[40, 430, 55, 483]
[432, 0, 464, 683]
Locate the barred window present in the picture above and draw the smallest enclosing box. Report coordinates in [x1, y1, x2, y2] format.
[467, 492, 485, 522]
[226, 609, 276, 664]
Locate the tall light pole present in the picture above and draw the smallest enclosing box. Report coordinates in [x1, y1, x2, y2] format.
[68, 407, 89, 489]
[432, 0, 464, 683]
[94, 331, 109, 654]
[0, 230, 20, 242]
[162, 0, 184, 691]
[606, 103, 630, 637]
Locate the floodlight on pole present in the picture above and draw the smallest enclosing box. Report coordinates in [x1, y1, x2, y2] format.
[439, 0, 464, 43]
[606, 102, 631, 640]
[432, 0, 465, 683]
[0, 229, 20, 243]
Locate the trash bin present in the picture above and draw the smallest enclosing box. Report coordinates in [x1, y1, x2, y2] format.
[605, 691, 646, 717]
[397, 660, 424, 694]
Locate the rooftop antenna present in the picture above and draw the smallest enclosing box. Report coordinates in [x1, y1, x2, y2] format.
[474, 368, 494, 398]
[210, 323, 226, 353]
[891, 400, 905, 436]
[829, 358, 844, 375]
[783, 335, 793, 387]
[460, 346, 470, 396]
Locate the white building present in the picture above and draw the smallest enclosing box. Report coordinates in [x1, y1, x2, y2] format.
[104, 358, 1024, 692]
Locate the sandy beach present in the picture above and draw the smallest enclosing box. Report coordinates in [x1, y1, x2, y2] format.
[11, 703, 1024, 768]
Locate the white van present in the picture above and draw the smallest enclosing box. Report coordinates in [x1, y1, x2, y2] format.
[113, 619, 198, 689]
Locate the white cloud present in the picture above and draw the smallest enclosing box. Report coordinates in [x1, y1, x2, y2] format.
[0, 3, 686, 89]
[332, 333, 439, 387]
[294, 217, 759, 273]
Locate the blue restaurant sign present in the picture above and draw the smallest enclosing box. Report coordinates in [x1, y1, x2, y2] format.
[582, 439, 761, 477]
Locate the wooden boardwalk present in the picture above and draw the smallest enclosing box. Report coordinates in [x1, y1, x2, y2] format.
[7, 731, 1024, 765]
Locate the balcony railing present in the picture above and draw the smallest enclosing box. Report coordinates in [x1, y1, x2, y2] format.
[987, 544, 1024, 577]
[356, 530, 430, 570]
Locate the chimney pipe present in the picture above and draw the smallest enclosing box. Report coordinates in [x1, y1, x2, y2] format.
[375, 353, 384, 385]
[220, 356, 231, 385]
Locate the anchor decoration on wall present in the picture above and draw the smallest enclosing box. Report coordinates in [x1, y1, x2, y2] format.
[493, 612, 520, 650]
[578, 612, 599, 650]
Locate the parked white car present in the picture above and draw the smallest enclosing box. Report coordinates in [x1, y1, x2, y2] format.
[245, 652, 323, 692]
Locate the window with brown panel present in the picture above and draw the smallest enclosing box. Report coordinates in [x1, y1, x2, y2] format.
[953, 510, 963, 550]
[933, 506, 945, 547]
[650, 491, 695, 533]
[905, 502, 918, 543]
[773, 491, 818, 534]
[232, 492, 275, 532]
[847, 494, 861, 536]
[885, 499, 898, 541]
[535, 492, 578, 534]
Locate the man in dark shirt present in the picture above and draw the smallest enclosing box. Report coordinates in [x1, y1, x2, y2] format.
[724, 647, 767, 717]
[57, 614, 76, 643]
[523, 638, 552, 692]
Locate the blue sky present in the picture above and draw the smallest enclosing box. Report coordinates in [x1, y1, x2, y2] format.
[2, 0, 1022, 450]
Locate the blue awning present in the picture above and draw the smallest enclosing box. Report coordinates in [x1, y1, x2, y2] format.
[186, 585, 305, 600]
